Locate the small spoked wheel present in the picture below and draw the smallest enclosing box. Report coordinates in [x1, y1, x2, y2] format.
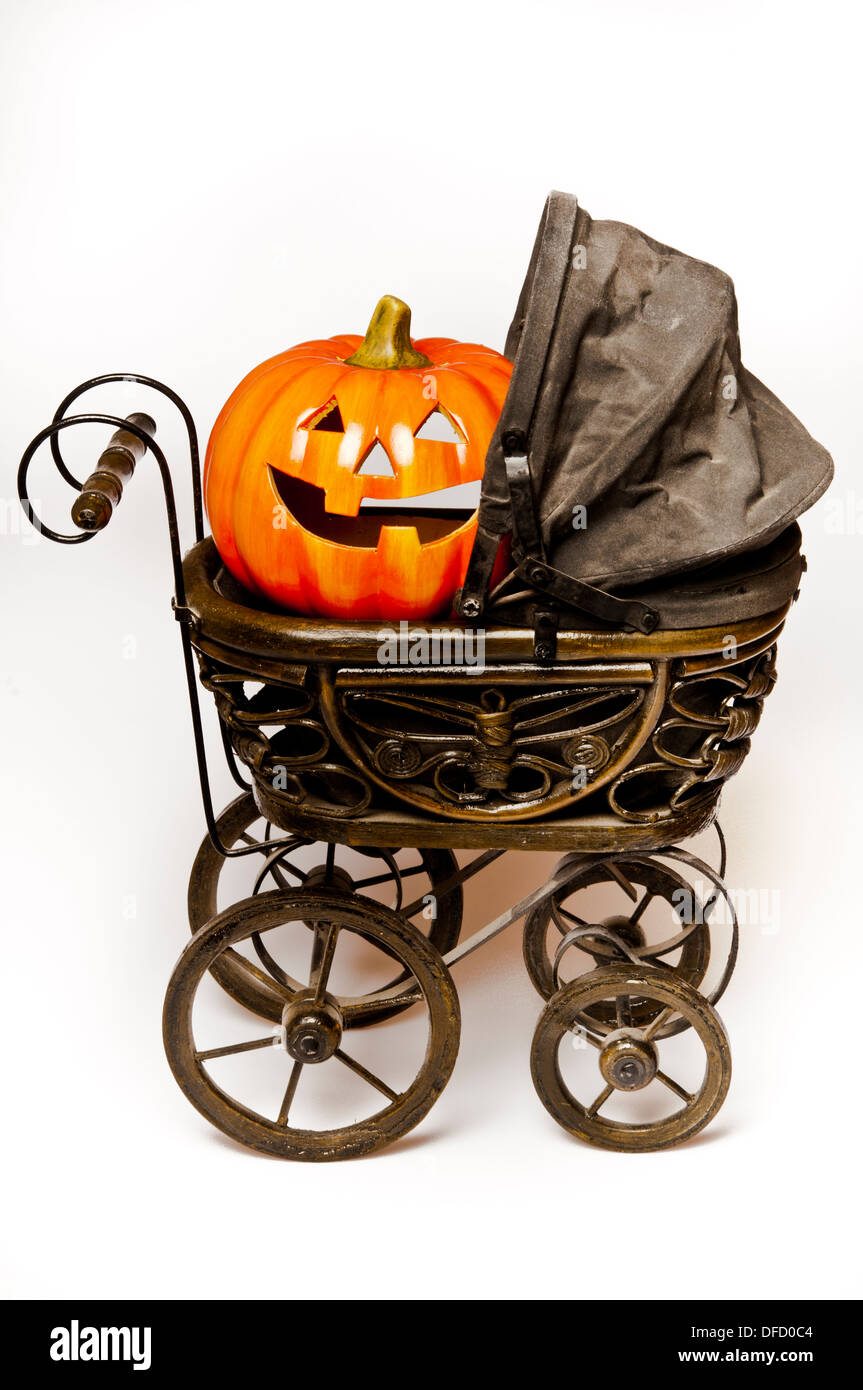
[523, 850, 736, 1039]
[189, 795, 462, 1026]
[164, 890, 460, 1160]
[530, 966, 731, 1152]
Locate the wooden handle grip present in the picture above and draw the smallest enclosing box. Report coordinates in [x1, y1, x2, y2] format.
[71, 412, 156, 531]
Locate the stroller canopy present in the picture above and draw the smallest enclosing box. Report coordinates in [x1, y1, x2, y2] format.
[459, 192, 833, 632]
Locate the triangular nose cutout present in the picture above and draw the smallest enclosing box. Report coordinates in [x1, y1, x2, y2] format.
[415, 408, 463, 443]
[356, 442, 396, 477]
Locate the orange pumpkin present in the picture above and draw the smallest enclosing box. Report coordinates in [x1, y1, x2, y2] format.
[204, 296, 512, 619]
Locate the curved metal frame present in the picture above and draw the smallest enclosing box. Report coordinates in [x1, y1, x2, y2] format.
[547, 828, 738, 1022]
[17, 375, 301, 861]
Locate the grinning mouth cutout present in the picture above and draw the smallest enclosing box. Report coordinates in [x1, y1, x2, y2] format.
[269, 469, 479, 548]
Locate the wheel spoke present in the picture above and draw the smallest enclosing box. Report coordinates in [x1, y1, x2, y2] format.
[352, 868, 400, 891]
[556, 903, 591, 932]
[324, 842, 336, 884]
[277, 1060, 304, 1124]
[311, 923, 339, 1001]
[223, 946, 296, 997]
[615, 995, 633, 1029]
[586, 1083, 615, 1117]
[629, 890, 655, 927]
[309, 923, 326, 979]
[639, 921, 700, 960]
[568, 1025, 601, 1050]
[606, 863, 638, 901]
[391, 861, 427, 879]
[643, 1006, 676, 1040]
[655, 1070, 694, 1104]
[333, 1048, 399, 1102]
[253, 846, 308, 896]
[196, 1035, 276, 1062]
[268, 859, 306, 888]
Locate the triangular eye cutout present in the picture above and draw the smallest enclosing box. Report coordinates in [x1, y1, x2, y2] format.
[414, 407, 463, 443]
[356, 441, 396, 477]
[302, 399, 345, 432]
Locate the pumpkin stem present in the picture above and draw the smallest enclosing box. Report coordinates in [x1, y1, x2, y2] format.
[344, 295, 433, 370]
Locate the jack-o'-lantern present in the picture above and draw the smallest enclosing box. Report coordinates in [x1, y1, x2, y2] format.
[204, 296, 512, 619]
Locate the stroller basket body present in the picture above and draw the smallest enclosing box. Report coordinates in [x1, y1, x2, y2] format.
[184, 538, 786, 851]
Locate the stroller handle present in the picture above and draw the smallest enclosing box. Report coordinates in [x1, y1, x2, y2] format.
[70, 412, 156, 531]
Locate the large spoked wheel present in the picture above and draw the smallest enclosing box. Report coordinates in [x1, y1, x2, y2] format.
[164, 890, 461, 1161]
[523, 849, 736, 1040]
[530, 965, 731, 1152]
[189, 795, 462, 1027]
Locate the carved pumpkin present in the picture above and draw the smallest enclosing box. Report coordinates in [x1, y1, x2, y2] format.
[204, 296, 512, 619]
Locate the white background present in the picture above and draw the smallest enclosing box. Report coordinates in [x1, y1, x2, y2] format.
[2, 0, 861, 1300]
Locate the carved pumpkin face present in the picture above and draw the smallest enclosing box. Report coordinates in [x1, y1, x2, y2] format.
[204, 296, 512, 619]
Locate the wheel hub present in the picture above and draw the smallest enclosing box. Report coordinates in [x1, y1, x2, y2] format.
[304, 864, 355, 894]
[282, 992, 343, 1063]
[599, 1029, 658, 1091]
[578, 914, 646, 962]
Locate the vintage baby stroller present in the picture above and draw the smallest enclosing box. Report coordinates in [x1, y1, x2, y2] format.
[18, 192, 832, 1158]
